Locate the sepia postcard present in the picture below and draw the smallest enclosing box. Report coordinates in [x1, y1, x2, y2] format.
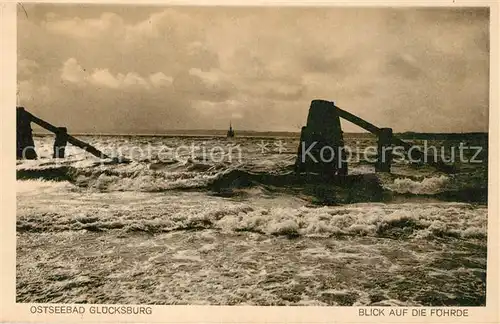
[1, 0, 499, 323]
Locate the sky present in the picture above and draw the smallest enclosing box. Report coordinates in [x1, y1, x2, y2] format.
[18, 5, 490, 134]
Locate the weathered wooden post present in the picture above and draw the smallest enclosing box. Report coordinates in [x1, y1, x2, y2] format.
[53, 127, 68, 158]
[376, 127, 393, 172]
[26, 109, 112, 160]
[16, 107, 37, 160]
[295, 100, 347, 177]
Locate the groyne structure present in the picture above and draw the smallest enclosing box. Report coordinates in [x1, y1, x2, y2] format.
[294, 99, 452, 176]
[16, 107, 110, 160]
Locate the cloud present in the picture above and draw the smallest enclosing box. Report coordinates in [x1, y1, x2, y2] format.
[18, 6, 489, 133]
[61, 58, 172, 90]
[90, 69, 123, 89]
[172, 68, 234, 102]
[43, 12, 125, 39]
[149, 72, 173, 87]
[61, 58, 87, 83]
[42, 9, 205, 46]
[126, 9, 205, 42]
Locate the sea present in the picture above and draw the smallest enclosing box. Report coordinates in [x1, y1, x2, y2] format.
[16, 133, 488, 306]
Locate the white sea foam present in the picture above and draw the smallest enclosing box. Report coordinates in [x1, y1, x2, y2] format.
[17, 187, 487, 240]
[16, 135, 488, 306]
[73, 167, 227, 191]
[16, 179, 75, 194]
[384, 175, 450, 194]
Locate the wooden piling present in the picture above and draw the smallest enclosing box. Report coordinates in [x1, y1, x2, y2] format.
[16, 107, 112, 160]
[25, 110, 111, 160]
[295, 100, 346, 177]
[16, 107, 37, 160]
[376, 127, 393, 172]
[53, 127, 68, 158]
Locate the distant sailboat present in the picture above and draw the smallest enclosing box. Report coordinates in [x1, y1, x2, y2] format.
[227, 121, 235, 138]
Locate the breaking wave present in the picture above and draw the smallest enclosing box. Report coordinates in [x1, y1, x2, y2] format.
[16, 161, 487, 203]
[16, 135, 488, 306]
[17, 191, 487, 240]
[17, 161, 233, 191]
[384, 175, 450, 195]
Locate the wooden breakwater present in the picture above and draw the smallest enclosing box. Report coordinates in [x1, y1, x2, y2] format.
[17, 107, 111, 160]
[294, 99, 454, 177]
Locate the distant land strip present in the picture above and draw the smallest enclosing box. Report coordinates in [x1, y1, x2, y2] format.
[33, 130, 488, 140]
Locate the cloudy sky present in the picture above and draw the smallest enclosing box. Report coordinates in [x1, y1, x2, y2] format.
[18, 5, 489, 134]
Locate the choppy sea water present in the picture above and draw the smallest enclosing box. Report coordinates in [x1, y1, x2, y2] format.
[16, 135, 488, 305]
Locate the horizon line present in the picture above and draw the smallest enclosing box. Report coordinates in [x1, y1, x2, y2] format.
[32, 130, 489, 137]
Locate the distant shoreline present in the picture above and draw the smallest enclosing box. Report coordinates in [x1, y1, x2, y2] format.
[32, 130, 303, 138]
[33, 130, 488, 140]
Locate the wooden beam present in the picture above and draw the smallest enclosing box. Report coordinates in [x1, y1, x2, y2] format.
[334, 105, 381, 135]
[334, 104, 454, 172]
[66, 136, 110, 159]
[25, 111, 60, 134]
[25, 110, 111, 159]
